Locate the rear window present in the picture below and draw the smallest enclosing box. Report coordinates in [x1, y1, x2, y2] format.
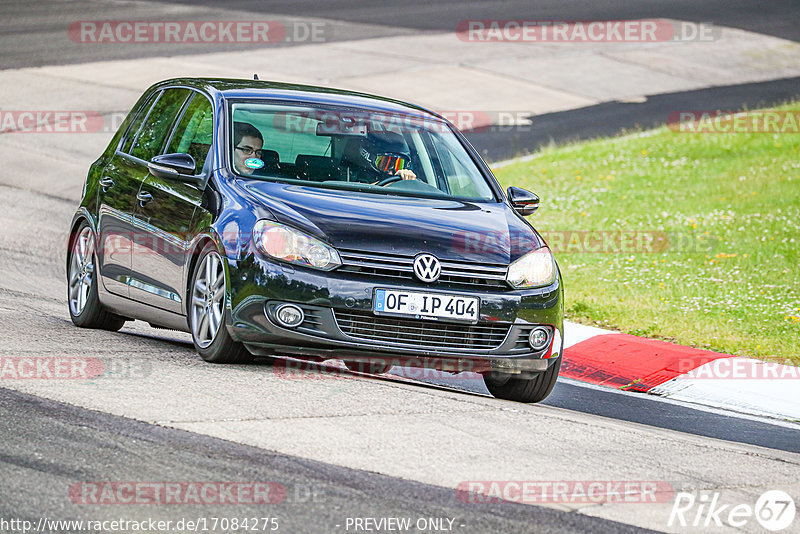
[120, 91, 159, 154]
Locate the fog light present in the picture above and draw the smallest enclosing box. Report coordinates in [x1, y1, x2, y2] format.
[276, 304, 304, 328]
[529, 327, 550, 350]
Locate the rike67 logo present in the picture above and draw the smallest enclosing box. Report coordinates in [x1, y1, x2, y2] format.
[669, 490, 796, 531]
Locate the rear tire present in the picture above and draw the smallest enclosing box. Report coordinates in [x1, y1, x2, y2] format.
[67, 222, 126, 332]
[189, 243, 253, 364]
[484, 358, 561, 403]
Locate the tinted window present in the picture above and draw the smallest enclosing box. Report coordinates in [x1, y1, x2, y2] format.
[244, 110, 331, 164]
[167, 93, 214, 171]
[230, 103, 495, 201]
[120, 91, 159, 154]
[130, 88, 190, 161]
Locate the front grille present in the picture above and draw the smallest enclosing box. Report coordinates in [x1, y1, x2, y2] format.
[334, 310, 511, 350]
[337, 249, 509, 289]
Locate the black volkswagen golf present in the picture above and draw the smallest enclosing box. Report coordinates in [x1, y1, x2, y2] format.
[67, 78, 563, 403]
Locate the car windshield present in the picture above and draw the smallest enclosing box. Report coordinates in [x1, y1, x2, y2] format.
[229, 102, 496, 201]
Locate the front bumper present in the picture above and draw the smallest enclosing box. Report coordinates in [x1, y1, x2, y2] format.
[225, 255, 563, 372]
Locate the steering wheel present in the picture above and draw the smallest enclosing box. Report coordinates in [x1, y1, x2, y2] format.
[376, 175, 404, 187]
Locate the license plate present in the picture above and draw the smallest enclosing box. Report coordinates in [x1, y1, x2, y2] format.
[373, 288, 479, 323]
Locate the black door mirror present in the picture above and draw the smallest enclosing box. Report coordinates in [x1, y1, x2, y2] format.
[149, 153, 201, 184]
[507, 186, 540, 216]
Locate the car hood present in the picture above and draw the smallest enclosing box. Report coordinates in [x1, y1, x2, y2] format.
[240, 181, 541, 264]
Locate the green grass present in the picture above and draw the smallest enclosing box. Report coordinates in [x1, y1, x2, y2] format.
[492, 104, 800, 365]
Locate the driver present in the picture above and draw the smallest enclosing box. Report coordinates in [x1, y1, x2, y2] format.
[232, 121, 264, 176]
[340, 132, 417, 185]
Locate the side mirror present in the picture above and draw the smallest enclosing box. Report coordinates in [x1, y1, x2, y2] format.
[149, 153, 201, 184]
[507, 186, 540, 216]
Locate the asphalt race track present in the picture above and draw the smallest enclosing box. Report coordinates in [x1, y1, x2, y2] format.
[0, 2, 799, 533]
[0, 388, 652, 534]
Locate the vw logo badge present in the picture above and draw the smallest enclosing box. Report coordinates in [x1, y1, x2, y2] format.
[413, 254, 441, 283]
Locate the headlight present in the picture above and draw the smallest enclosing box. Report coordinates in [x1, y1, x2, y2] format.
[252, 220, 341, 271]
[506, 247, 556, 288]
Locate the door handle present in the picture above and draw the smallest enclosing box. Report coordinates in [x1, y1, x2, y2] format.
[99, 177, 114, 191]
[137, 191, 153, 206]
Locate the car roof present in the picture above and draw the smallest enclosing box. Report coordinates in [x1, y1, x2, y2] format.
[152, 77, 446, 121]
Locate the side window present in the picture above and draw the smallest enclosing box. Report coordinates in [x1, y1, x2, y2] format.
[167, 93, 214, 171]
[120, 91, 159, 154]
[130, 88, 191, 162]
[428, 132, 492, 198]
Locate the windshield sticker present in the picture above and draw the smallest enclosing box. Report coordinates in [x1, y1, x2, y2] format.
[244, 157, 264, 169]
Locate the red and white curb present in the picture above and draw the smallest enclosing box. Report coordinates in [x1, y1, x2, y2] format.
[563, 321, 800, 423]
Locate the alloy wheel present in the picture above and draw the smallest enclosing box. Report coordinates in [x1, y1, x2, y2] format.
[68, 227, 95, 316]
[191, 252, 225, 348]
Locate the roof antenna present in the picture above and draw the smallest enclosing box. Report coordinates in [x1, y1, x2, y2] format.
[253, 73, 259, 80]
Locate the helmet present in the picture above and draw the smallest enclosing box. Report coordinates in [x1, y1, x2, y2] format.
[355, 132, 412, 177]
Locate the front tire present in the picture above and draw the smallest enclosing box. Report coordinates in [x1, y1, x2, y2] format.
[67, 222, 126, 331]
[189, 243, 252, 364]
[483, 358, 561, 403]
